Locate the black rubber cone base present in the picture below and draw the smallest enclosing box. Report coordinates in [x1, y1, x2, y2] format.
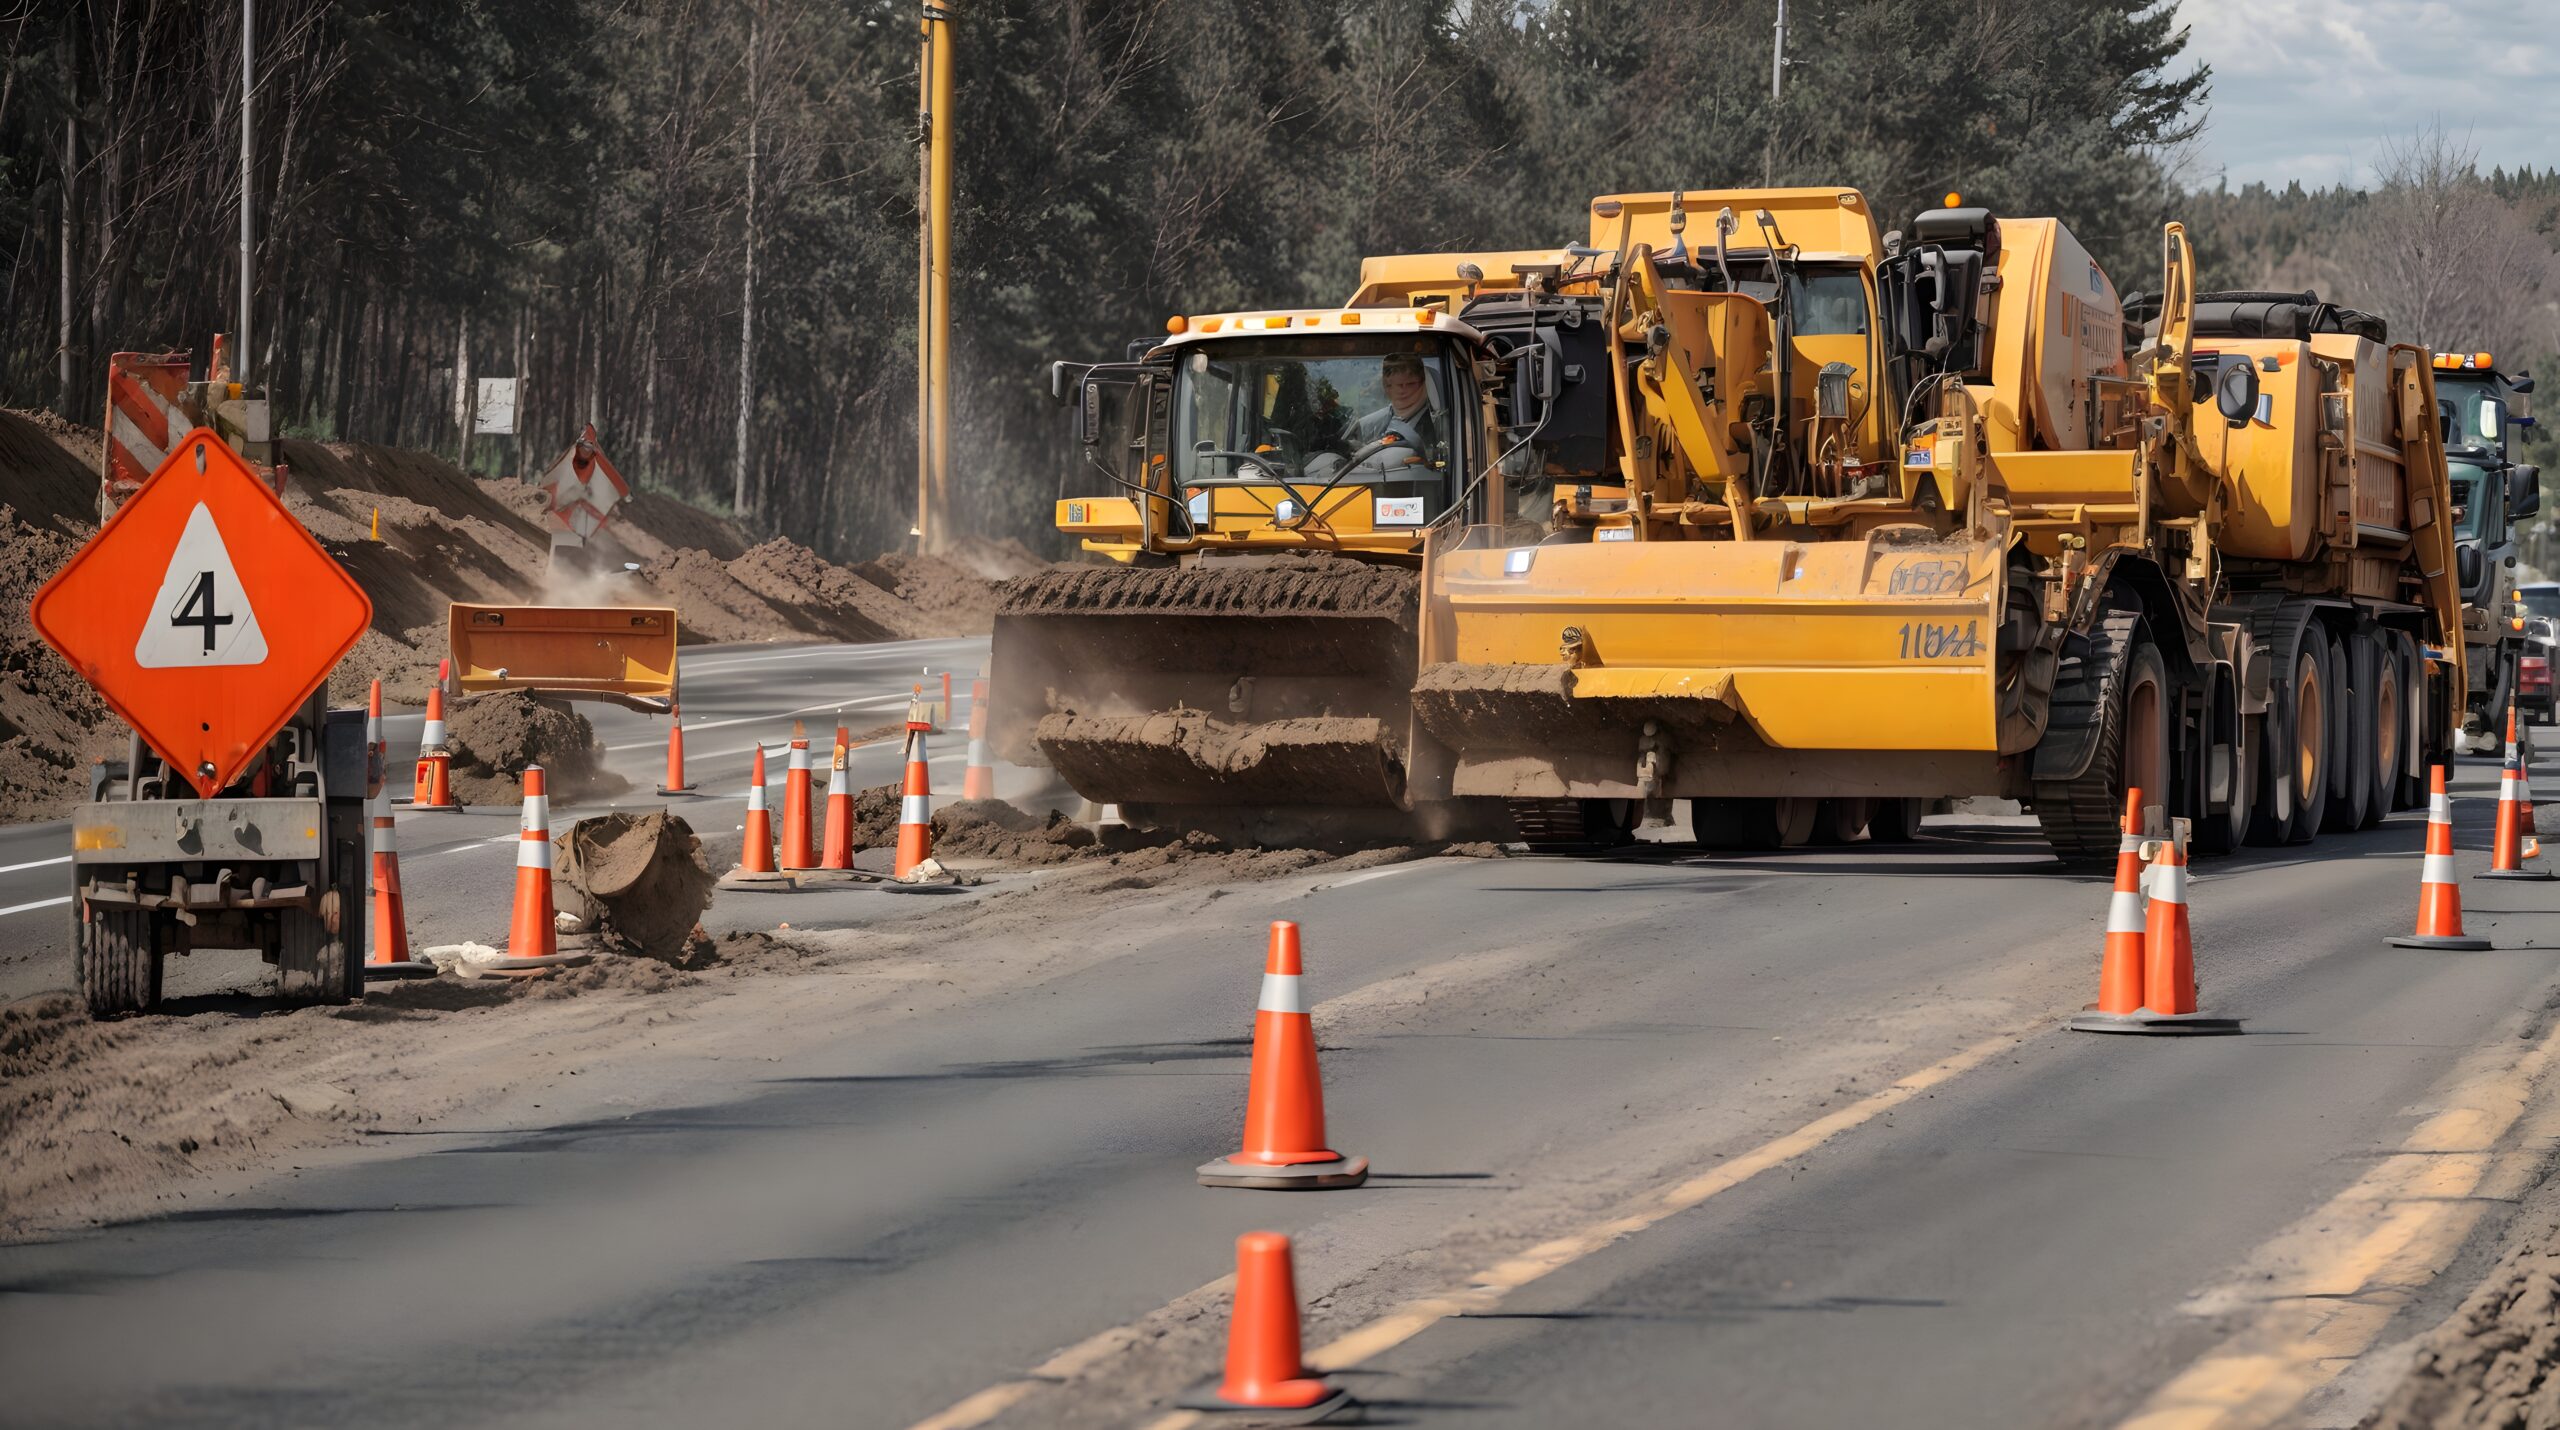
[2066, 1008, 2243, 1036]
[1197, 1154, 1369, 1190]
[2476, 868, 2557, 881]
[361, 959, 439, 981]
[655, 785, 698, 797]
[1175, 1381, 1356, 1423]
[2388, 932, 2495, 950]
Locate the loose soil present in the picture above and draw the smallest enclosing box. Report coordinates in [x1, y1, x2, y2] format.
[552, 811, 718, 961]
[0, 406, 1011, 822]
[2366, 1180, 2560, 1428]
[443, 691, 624, 806]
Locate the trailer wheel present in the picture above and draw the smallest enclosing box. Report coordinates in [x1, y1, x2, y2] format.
[2032, 639, 2171, 864]
[2280, 633, 2336, 844]
[79, 905, 162, 1018]
[2368, 636, 2403, 824]
[1690, 797, 1780, 851]
[1813, 798, 1874, 845]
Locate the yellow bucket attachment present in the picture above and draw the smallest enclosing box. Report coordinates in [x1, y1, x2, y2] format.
[448, 603, 679, 711]
[1414, 530, 2004, 797]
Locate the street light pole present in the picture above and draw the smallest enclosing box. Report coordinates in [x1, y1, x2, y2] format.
[238, 0, 254, 384]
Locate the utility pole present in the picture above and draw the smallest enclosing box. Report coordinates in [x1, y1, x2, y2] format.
[238, 0, 254, 385]
[916, 2, 954, 552]
[1765, 0, 1784, 187]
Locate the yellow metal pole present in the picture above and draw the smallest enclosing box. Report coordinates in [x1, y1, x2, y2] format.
[914, 7, 936, 550]
[925, 2, 956, 554]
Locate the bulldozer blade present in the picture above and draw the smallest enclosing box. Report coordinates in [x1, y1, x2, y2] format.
[990, 560, 1420, 810]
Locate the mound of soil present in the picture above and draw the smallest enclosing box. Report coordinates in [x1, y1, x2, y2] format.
[928, 798, 1101, 864]
[0, 506, 119, 822]
[554, 812, 717, 960]
[728, 538, 927, 643]
[855, 552, 1015, 635]
[444, 691, 624, 805]
[2366, 1226, 2560, 1427]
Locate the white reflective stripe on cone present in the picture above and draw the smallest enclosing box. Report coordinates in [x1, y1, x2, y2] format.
[2151, 864, 2189, 905]
[790, 745, 810, 770]
[746, 784, 767, 811]
[421, 719, 446, 747]
[967, 738, 990, 765]
[521, 794, 549, 833]
[901, 794, 932, 825]
[518, 835, 553, 870]
[1258, 973, 1304, 1014]
[2106, 890, 2145, 933]
[2423, 851, 2460, 884]
[2503, 774, 2521, 798]
[2431, 795, 2453, 821]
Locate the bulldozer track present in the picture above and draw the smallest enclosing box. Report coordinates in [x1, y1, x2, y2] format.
[2031, 609, 2143, 864]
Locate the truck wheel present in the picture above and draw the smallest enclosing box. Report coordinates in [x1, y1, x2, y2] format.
[2033, 640, 2172, 864]
[2283, 634, 2336, 844]
[1813, 798, 1874, 844]
[1690, 797, 1780, 851]
[79, 905, 162, 1018]
[2327, 632, 2375, 833]
[2197, 699, 2257, 858]
[2368, 637, 2403, 824]
[1867, 796, 1926, 845]
[277, 902, 353, 1007]
[1505, 798, 1635, 851]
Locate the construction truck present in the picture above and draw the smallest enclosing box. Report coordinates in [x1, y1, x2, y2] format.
[988, 248, 1576, 840]
[1410, 188, 2469, 860]
[2426, 353, 2539, 749]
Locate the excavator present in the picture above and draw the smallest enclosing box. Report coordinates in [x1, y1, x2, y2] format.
[1412, 188, 2469, 859]
[988, 248, 1576, 840]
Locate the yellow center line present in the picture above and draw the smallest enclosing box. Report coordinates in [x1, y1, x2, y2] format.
[897, 1022, 2038, 1430]
[2118, 1014, 2560, 1430]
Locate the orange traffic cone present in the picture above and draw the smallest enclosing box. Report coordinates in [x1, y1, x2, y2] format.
[476, 766, 588, 973]
[364, 681, 433, 980]
[657, 701, 697, 797]
[718, 745, 795, 890]
[1198, 921, 1369, 1188]
[781, 722, 817, 870]
[2079, 819, 2241, 1034]
[409, 660, 460, 810]
[2393, 765, 2494, 948]
[797, 723, 862, 885]
[1176, 1231, 1354, 1419]
[962, 675, 996, 801]
[2482, 706, 2552, 880]
[2066, 788, 2151, 1033]
[894, 713, 936, 878]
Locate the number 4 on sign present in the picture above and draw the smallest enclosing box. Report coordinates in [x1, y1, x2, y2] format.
[133, 502, 269, 668]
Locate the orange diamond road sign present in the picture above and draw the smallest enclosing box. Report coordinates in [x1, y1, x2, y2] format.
[31, 428, 372, 799]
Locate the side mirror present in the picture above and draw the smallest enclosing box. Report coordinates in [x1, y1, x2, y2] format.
[1078, 377, 1103, 447]
[1048, 360, 1072, 403]
[2214, 359, 2260, 427]
[2512, 371, 2536, 395]
[2458, 543, 2483, 589]
[2511, 463, 2541, 520]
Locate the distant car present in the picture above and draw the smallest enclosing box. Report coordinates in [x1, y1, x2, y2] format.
[2525, 615, 2559, 722]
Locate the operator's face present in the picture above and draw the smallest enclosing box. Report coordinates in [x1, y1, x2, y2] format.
[1384, 367, 1426, 413]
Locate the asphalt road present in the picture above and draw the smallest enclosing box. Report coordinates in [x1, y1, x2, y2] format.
[6, 700, 2560, 1429]
[0, 635, 998, 1001]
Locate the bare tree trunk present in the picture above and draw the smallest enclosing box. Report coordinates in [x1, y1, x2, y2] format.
[454, 307, 473, 468]
[57, 110, 73, 419]
[732, 3, 762, 516]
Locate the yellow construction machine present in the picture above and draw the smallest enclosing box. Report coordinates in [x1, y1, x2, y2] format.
[445, 601, 680, 712]
[988, 248, 1578, 838]
[1413, 188, 2469, 859]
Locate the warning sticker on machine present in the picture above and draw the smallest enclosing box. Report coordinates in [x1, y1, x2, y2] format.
[1374, 496, 1425, 526]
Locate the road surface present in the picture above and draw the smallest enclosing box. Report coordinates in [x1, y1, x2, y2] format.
[3, 668, 2558, 1430]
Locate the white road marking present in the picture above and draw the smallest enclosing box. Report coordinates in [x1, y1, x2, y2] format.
[602, 694, 913, 751]
[0, 895, 72, 918]
[0, 855, 73, 876]
[1312, 861, 1438, 892]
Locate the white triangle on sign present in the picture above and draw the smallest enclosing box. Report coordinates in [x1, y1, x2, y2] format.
[134, 502, 270, 668]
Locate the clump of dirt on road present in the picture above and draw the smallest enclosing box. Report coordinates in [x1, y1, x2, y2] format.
[444, 691, 625, 805]
[929, 798, 1102, 863]
[553, 812, 717, 961]
[2366, 1212, 2560, 1428]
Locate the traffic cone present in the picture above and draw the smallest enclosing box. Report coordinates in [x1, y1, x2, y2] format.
[475, 766, 589, 973]
[781, 722, 816, 870]
[2481, 707, 2552, 880]
[1198, 921, 1370, 1188]
[2522, 761, 2544, 863]
[718, 746, 795, 890]
[1176, 1231, 1355, 1419]
[894, 712, 936, 878]
[797, 723, 862, 885]
[2077, 819, 2241, 1034]
[2393, 765, 2494, 948]
[2066, 788, 2151, 1033]
[963, 675, 996, 801]
[409, 660, 460, 811]
[657, 701, 697, 797]
[363, 681, 433, 980]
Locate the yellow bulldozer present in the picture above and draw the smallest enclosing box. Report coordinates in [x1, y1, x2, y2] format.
[1412, 188, 2469, 858]
[987, 248, 1578, 839]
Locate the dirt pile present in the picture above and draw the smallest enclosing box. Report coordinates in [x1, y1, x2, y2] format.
[729, 538, 928, 642]
[554, 812, 717, 960]
[0, 506, 119, 822]
[855, 541, 1040, 635]
[444, 691, 624, 805]
[2367, 1215, 2560, 1428]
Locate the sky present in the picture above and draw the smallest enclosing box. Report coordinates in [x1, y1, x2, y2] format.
[2175, 0, 2560, 191]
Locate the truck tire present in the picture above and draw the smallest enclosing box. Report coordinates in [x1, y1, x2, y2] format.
[2368, 636, 2403, 824]
[1867, 796, 1926, 845]
[1691, 797, 1780, 851]
[78, 905, 162, 1018]
[2326, 631, 2374, 833]
[1813, 798, 1874, 844]
[2282, 634, 2335, 844]
[2034, 640, 2171, 864]
[279, 810, 365, 1006]
[2196, 679, 2256, 857]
